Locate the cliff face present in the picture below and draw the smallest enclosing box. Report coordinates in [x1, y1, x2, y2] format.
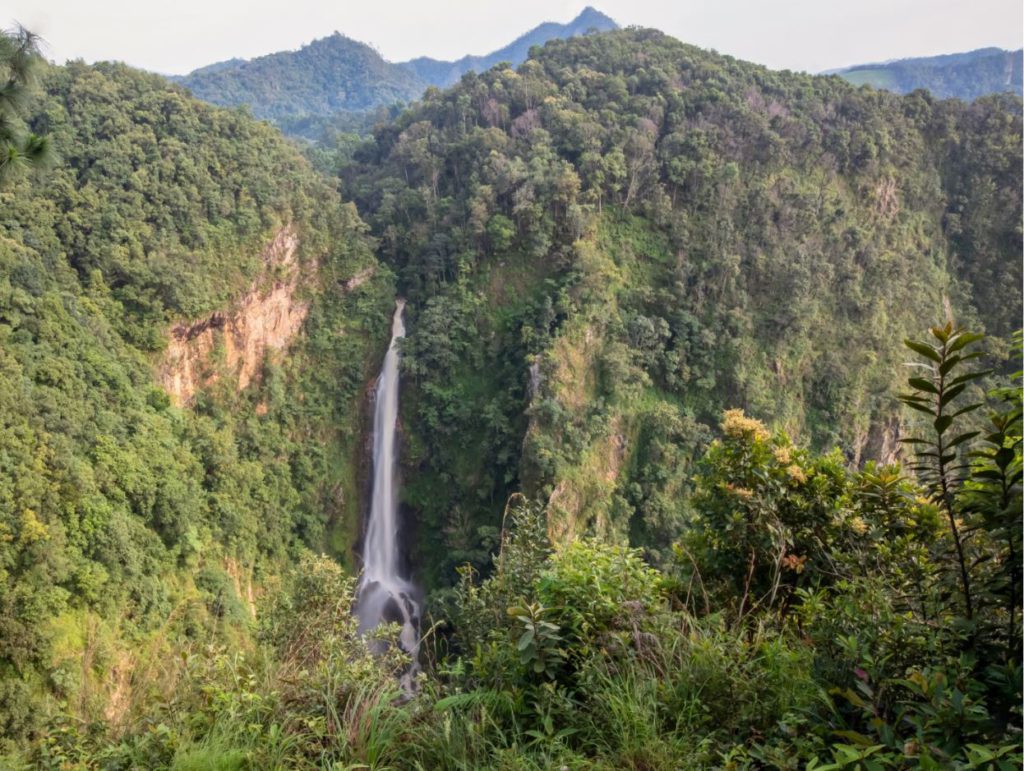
[160, 225, 312, 405]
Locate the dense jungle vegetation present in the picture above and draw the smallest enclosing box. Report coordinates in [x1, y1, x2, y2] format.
[0, 52, 393, 754]
[0, 24, 1021, 770]
[343, 29, 1021, 584]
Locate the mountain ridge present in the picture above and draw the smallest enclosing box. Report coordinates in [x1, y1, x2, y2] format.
[175, 7, 618, 125]
[175, 32, 426, 120]
[399, 6, 618, 87]
[826, 46, 1014, 72]
[829, 46, 1023, 100]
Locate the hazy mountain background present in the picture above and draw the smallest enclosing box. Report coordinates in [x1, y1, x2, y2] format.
[173, 7, 1018, 143]
[831, 46, 1023, 100]
[174, 33, 425, 120]
[401, 5, 618, 87]
[175, 6, 618, 137]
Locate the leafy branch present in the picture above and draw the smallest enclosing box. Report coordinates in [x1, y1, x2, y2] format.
[899, 323, 990, 621]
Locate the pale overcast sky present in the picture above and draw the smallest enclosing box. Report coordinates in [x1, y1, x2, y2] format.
[7, 0, 1023, 76]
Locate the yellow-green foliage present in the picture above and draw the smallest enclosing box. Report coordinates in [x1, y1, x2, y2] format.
[0, 59, 392, 744]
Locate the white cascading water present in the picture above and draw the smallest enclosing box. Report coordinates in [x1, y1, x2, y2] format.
[355, 299, 420, 661]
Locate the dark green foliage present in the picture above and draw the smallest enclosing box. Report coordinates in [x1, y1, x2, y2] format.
[11, 356, 1022, 767]
[506, 601, 566, 679]
[683, 410, 853, 618]
[901, 326, 1024, 679]
[899, 324, 989, 620]
[938, 94, 1024, 340]
[177, 33, 427, 122]
[23, 61, 352, 328]
[834, 47, 1023, 101]
[0, 58, 391, 745]
[342, 27, 1022, 585]
[433, 389, 1019, 765]
[963, 367, 1023, 662]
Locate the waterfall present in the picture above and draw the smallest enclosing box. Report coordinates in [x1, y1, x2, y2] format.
[355, 300, 420, 660]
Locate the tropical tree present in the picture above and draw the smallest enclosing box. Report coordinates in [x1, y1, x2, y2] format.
[0, 24, 53, 185]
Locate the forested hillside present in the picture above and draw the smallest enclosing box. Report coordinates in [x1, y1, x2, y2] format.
[176, 34, 426, 122]
[0, 60, 392, 745]
[833, 47, 1023, 100]
[342, 28, 1022, 583]
[176, 7, 618, 144]
[1, 24, 1021, 771]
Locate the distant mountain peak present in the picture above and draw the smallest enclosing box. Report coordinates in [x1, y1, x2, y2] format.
[177, 32, 425, 119]
[176, 7, 620, 129]
[400, 6, 618, 88]
[576, 6, 617, 27]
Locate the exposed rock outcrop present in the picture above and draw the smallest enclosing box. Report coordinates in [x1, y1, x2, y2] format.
[851, 413, 904, 467]
[159, 225, 311, 406]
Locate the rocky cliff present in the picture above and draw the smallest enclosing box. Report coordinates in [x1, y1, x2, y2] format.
[160, 225, 312, 406]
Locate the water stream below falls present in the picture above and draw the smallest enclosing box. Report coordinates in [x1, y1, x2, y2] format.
[355, 300, 421, 666]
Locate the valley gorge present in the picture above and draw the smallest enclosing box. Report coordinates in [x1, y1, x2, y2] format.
[0, 21, 1020, 770]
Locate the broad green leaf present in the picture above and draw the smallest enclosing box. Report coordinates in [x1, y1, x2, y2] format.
[908, 377, 939, 394]
[972, 469, 1003, 480]
[946, 431, 979, 449]
[832, 730, 874, 747]
[939, 382, 967, 406]
[904, 339, 941, 362]
[950, 403, 983, 418]
[947, 331, 984, 353]
[995, 447, 1015, 469]
[901, 400, 935, 416]
[939, 354, 962, 375]
[947, 370, 991, 388]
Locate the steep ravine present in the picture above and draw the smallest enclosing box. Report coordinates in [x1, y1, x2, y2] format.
[158, 224, 313, 405]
